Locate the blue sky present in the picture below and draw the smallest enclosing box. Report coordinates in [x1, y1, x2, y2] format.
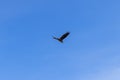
[0, 0, 120, 80]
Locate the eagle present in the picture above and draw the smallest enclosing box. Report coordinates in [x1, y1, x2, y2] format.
[53, 32, 70, 43]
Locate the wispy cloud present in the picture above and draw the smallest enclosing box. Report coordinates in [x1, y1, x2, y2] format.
[88, 67, 120, 80]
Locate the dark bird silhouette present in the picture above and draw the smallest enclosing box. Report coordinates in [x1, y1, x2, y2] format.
[53, 32, 70, 43]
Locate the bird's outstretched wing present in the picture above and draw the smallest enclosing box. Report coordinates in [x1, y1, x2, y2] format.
[59, 32, 70, 41]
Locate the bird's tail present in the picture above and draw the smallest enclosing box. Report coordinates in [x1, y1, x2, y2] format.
[52, 36, 58, 40]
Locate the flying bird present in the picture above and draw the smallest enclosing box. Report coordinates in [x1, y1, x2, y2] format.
[53, 32, 70, 43]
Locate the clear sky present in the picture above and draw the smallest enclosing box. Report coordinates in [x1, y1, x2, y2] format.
[0, 0, 120, 80]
